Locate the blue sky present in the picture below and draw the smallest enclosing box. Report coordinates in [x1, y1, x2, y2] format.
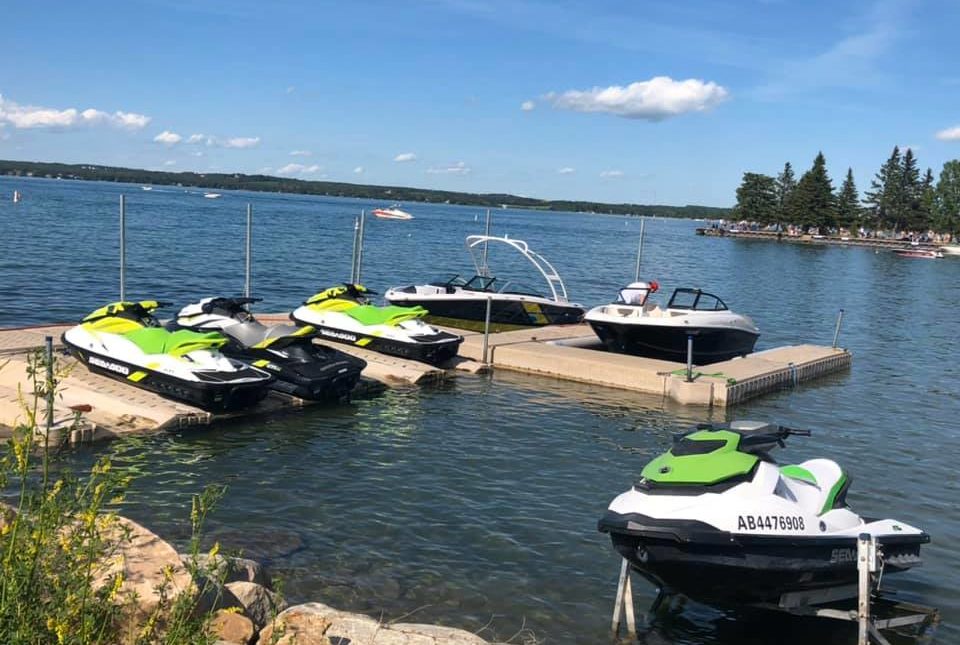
[1, 0, 959, 206]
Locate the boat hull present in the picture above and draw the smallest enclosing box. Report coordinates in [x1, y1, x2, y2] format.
[600, 511, 927, 606]
[386, 296, 584, 332]
[291, 319, 462, 366]
[588, 320, 758, 364]
[62, 336, 271, 412]
[219, 343, 364, 401]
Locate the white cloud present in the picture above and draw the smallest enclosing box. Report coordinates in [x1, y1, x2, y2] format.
[545, 76, 728, 121]
[163, 160, 177, 166]
[289, 149, 312, 156]
[935, 126, 960, 142]
[394, 152, 417, 162]
[0, 94, 151, 130]
[277, 163, 323, 176]
[186, 133, 208, 144]
[521, 100, 535, 111]
[153, 130, 182, 145]
[353, 166, 364, 174]
[221, 136, 260, 149]
[557, 167, 575, 174]
[427, 161, 471, 175]
[600, 169, 624, 178]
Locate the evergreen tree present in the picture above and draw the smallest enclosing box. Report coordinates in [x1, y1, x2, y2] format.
[792, 152, 836, 231]
[919, 168, 937, 230]
[835, 168, 860, 230]
[863, 146, 902, 231]
[934, 160, 960, 235]
[733, 172, 778, 224]
[900, 148, 923, 231]
[775, 162, 797, 225]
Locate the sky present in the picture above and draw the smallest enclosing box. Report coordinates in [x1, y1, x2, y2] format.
[1, 0, 959, 207]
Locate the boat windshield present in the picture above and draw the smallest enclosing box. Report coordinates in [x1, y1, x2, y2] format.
[463, 275, 498, 292]
[428, 274, 467, 288]
[616, 286, 651, 306]
[667, 289, 728, 311]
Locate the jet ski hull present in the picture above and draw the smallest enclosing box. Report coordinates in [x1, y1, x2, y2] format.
[386, 294, 584, 332]
[600, 511, 927, 606]
[63, 336, 271, 412]
[588, 320, 759, 364]
[219, 343, 364, 401]
[291, 318, 462, 366]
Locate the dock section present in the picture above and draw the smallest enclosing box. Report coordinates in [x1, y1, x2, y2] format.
[453, 324, 851, 407]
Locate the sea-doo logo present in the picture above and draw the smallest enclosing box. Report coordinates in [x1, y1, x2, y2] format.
[829, 548, 856, 564]
[89, 355, 130, 376]
[319, 329, 357, 342]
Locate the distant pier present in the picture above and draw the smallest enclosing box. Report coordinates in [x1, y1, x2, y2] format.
[696, 227, 942, 251]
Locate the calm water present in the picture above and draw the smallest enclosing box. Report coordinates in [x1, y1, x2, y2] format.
[1, 176, 957, 643]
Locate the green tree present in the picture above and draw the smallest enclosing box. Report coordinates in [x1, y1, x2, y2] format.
[835, 168, 860, 230]
[792, 152, 836, 231]
[775, 162, 797, 225]
[934, 160, 960, 236]
[900, 148, 924, 231]
[863, 146, 902, 231]
[919, 168, 937, 230]
[733, 172, 778, 224]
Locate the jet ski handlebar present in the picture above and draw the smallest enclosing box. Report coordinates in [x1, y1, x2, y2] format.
[201, 296, 262, 313]
[778, 426, 811, 437]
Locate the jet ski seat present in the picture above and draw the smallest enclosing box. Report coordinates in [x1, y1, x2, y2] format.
[124, 328, 227, 357]
[784, 459, 850, 515]
[345, 305, 429, 327]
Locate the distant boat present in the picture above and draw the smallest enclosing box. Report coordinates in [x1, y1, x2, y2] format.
[893, 248, 943, 259]
[938, 244, 960, 256]
[141, 186, 153, 191]
[372, 205, 413, 220]
[203, 192, 222, 199]
[12, 190, 22, 203]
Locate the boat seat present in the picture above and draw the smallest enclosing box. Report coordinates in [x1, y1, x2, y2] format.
[124, 328, 226, 357]
[345, 305, 428, 327]
[792, 459, 850, 515]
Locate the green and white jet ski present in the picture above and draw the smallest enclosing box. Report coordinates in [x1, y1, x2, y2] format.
[598, 421, 929, 607]
[62, 300, 273, 411]
[175, 296, 366, 401]
[290, 284, 463, 365]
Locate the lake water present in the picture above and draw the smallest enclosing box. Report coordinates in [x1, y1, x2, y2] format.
[1, 176, 957, 643]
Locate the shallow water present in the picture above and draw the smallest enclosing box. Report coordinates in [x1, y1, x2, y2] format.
[1, 176, 957, 643]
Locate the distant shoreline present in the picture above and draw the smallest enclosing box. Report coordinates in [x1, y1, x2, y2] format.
[0, 159, 730, 220]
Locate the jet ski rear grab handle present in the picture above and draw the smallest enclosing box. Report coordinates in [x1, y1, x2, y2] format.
[609, 533, 940, 645]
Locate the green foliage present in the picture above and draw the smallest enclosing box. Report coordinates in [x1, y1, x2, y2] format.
[775, 162, 797, 223]
[835, 168, 860, 229]
[733, 172, 778, 224]
[0, 159, 729, 220]
[935, 160, 960, 234]
[792, 152, 835, 231]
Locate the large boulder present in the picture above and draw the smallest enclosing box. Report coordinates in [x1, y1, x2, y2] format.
[181, 552, 272, 588]
[210, 609, 256, 645]
[225, 581, 287, 629]
[259, 602, 488, 645]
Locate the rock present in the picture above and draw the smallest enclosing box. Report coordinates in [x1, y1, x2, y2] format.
[225, 581, 287, 629]
[193, 576, 244, 617]
[210, 609, 256, 645]
[259, 603, 488, 645]
[181, 552, 272, 588]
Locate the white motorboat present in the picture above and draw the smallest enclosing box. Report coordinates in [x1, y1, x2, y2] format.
[937, 244, 960, 256]
[585, 281, 759, 364]
[372, 205, 413, 220]
[385, 235, 585, 332]
[204, 192, 222, 199]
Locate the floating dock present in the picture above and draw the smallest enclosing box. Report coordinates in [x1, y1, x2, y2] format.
[0, 322, 484, 443]
[449, 324, 851, 407]
[696, 227, 942, 252]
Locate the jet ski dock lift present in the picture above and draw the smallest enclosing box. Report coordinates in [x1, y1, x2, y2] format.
[610, 534, 940, 644]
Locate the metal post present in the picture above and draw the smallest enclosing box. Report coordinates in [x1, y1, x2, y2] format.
[832, 308, 845, 348]
[481, 209, 492, 277]
[349, 216, 360, 283]
[481, 296, 493, 364]
[634, 216, 646, 282]
[119, 194, 126, 300]
[686, 334, 695, 382]
[244, 203, 253, 298]
[355, 209, 366, 283]
[611, 558, 637, 637]
[857, 533, 872, 645]
[45, 336, 54, 438]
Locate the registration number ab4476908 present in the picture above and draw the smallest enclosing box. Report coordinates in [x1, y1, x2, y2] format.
[737, 515, 805, 531]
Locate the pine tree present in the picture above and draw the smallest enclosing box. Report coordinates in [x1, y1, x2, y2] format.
[919, 168, 937, 231]
[792, 152, 836, 231]
[900, 148, 922, 231]
[863, 146, 902, 231]
[775, 162, 797, 226]
[733, 172, 778, 224]
[935, 160, 960, 235]
[835, 168, 860, 230]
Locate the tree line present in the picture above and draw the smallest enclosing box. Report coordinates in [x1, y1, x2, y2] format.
[733, 148, 960, 235]
[0, 159, 729, 220]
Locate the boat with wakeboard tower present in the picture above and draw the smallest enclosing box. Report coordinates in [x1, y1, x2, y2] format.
[385, 235, 585, 332]
[598, 420, 929, 608]
[585, 281, 759, 364]
[173, 296, 366, 401]
[893, 248, 943, 259]
[290, 284, 462, 365]
[372, 204, 413, 220]
[62, 300, 273, 411]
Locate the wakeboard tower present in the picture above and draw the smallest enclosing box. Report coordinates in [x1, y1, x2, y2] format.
[598, 420, 928, 607]
[290, 284, 463, 366]
[62, 301, 273, 411]
[174, 296, 366, 401]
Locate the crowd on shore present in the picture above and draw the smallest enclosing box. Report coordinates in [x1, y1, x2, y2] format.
[710, 219, 958, 245]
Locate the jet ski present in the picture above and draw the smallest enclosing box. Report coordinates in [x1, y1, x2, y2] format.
[174, 296, 366, 401]
[598, 420, 928, 607]
[62, 301, 273, 411]
[290, 284, 463, 365]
